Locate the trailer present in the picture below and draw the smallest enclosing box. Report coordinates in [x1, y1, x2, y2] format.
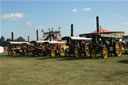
[79, 16, 125, 58]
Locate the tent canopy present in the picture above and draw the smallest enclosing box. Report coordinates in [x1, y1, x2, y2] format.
[92, 26, 110, 33]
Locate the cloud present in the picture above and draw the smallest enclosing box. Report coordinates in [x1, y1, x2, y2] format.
[0, 13, 24, 20]
[72, 8, 78, 12]
[82, 8, 92, 11]
[25, 21, 32, 27]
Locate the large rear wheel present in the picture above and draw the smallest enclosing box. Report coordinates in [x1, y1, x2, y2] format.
[102, 47, 108, 59]
[85, 44, 90, 56]
[114, 42, 122, 56]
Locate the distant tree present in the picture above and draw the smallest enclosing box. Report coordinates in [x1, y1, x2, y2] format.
[6, 38, 11, 42]
[15, 37, 26, 41]
[0, 36, 5, 42]
[0, 36, 7, 46]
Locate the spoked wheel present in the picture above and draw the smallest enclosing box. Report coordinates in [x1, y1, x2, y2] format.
[91, 49, 96, 59]
[114, 42, 122, 56]
[74, 48, 80, 58]
[60, 48, 65, 56]
[102, 47, 108, 59]
[85, 44, 90, 57]
[65, 48, 70, 57]
[51, 50, 56, 57]
[12, 51, 16, 56]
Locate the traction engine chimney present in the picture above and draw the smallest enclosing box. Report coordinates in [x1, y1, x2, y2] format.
[11, 32, 14, 41]
[71, 24, 73, 37]
[96, 16, 99, 33]
[36, 30, 39, 41]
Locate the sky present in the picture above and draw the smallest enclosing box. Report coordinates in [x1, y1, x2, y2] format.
[0, 0, 128, 41]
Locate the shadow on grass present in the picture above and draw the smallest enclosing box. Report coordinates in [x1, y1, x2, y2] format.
[1, 53, 105, 61]
[1, 54, 42, 59]
[35, 55, 103, 61]
[1, 53, 111, 61]
[118, 60, 128, 64]
[39, 54, 126, 61]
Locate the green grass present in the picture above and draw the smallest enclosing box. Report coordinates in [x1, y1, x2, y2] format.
[0, 52, 128, 85]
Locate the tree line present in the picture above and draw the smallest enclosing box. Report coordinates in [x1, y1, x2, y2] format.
[0, 36, 26, 47]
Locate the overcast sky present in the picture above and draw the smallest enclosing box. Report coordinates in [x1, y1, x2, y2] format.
[0, 0, 128, 40]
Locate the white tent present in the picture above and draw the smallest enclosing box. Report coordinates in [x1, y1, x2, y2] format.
[0, 46, 4, 53]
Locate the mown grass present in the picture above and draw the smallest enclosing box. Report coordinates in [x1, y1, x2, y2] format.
[0, 52, 128, 85]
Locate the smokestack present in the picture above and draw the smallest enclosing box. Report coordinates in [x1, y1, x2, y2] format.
[36, 30, 38, 41]
[11, 32, 14, 41]
[96, 16, 99, 33]
[71, 24, 73, 36]
[28, 36, 30, 42]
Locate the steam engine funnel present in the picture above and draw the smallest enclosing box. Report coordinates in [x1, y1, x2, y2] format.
[11, 32, 14, 41]
[96, 16, 99, 33]
[28, 36, 30, 42]
[71, 24, 73, 36]
[36, 30, 39, 41]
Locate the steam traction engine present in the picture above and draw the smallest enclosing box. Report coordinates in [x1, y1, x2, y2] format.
[79, 16, 125, 58]
[30, 29, 67, 57]
[62, 24, 92, 57]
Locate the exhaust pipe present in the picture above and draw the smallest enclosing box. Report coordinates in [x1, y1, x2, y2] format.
[96, 16, 99, 33]
[71, 24, 73, 37]
[36, 30, 38, 41]
[11, 32, 14, 41]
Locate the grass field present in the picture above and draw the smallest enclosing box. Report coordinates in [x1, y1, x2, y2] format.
[0, 52, 128, 85]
